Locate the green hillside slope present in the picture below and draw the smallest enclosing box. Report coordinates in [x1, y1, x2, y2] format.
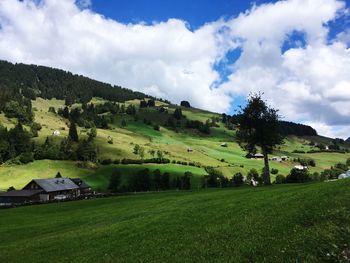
[1, 180, 349, 262]
[0, 96, 349, 191]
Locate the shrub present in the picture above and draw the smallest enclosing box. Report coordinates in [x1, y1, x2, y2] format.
[19, 152, 34, 164]
[286, 168, 310, 183]
[101, 159, 112, 165]
[232, 173, 244, 187]
[271, 168, 279, 175]
[310, 172, 321, 181]
[153, 124, 160, 131]
[275, 174, 286, 184]
[109, 170, 122, 193]
[247, 169, 259, 181]
[113, 159, 120, 164]
[347, 158, 350, 166]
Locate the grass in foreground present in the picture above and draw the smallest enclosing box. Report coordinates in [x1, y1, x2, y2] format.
[0, 180, 349, 262]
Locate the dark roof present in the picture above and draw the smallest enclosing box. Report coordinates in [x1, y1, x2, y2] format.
[70, 178, 91, 189]
[0, 190, 43, 197]
[31, 178, 79, 192]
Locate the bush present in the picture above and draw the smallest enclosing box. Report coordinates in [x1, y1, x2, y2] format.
[347, 158, 350, 167]
[109, 170, 122, 193]
[275, 174, 286, 184]
[232, 173, 244, 187]
[247, 169, 259, 181]
[19, 152, 34, 164]
[113, 159, 120, 164]
[153, 124, 160, 131]
[101, 159, 112, 165]
[310, 172, 321, 181]
[286, 168, 310, 183]
[270, 168, 279, 175]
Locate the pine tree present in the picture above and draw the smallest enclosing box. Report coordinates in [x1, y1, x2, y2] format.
[68, 122, 79, 142]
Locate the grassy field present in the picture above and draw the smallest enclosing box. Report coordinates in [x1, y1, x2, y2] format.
[0, 180, 349, 262]
[0, 97, 349, 191]
[0, 160, 207, 191]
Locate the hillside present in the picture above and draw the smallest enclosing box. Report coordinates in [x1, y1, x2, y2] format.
[0, 61, 350, 191]
[1, 180, 350, 262]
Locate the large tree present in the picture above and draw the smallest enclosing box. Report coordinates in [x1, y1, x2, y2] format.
[68, 122, 79, 142]
[236, 93, 283, 185]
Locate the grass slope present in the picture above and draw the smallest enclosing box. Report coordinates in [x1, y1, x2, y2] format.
[0, 97, 349, 190]
[0, 180, 350, 262]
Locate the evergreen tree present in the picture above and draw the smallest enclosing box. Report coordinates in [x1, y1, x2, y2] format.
[109, 170, 122, 193]
[68, 122, 79, 142]
[55, 172, 62, 178]
[173, 108, 183, 120]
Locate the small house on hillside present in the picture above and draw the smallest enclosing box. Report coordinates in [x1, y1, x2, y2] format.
[0, 178, 90, 206]
[52, 130, 61, 136]
[271, 156, 282, 161]
[220, 143, 228, 147]
[187, 148, 193, 153]
[23, 178, 80, 201]
[294, 165, 308, 170]
[254, 153, 264, 159]
[70, 178, 92, 195]
[281, 156, 289, 161]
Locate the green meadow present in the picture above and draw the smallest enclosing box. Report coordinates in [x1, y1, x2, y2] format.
[0, 97, 349, 191]
[0, 180, 349, 262]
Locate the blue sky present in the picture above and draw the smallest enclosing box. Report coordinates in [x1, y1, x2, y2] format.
[1, 0, 350, 138]
[91, 0, 275, 28]
[90, 0, 350, 116]
[91, 0, 277, 113]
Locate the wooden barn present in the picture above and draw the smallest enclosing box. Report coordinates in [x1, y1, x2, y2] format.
[0, 178, 90, 205]
[22, 178, 80, 201]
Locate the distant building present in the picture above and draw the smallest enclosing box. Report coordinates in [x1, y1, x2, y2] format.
[271, 156, 282, 161]
[52, 130, 61, 136]
[220, 143, 228, 147]
[0, 178, 90, 206]
[187, 148, 193, 153]
[281, 156, 289, 161]
[294, 165, 308, 170]
[254, 153, 264, 159]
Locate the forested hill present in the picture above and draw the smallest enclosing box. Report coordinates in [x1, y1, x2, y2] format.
[0, 60, 317, 137]
[0, 60, 159, 111]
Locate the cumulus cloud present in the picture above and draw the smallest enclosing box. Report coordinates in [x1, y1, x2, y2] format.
[0, 0, 234, 112]
[219, 0, 350, 138]
[0, 0, 349, 138]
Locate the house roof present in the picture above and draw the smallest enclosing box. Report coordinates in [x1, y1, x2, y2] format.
[0, 190, 43, 197]
[70, 178, 90, 189]
[30, 178, 79, 192]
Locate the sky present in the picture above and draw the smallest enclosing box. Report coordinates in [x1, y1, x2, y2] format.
[0, 0, 350, 139]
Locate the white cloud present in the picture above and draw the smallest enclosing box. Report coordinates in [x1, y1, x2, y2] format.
[0, 0, 350, 138]
[219, 0, 350, 139]
[0, 0, 233, 113]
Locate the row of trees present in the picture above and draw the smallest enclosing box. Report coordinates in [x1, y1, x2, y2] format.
[108, 169, 192, 193]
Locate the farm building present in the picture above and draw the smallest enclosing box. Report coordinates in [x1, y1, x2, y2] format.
[220, 143, 228, 147]
[254, 153, 264, 159]
[0, 178, 91, 205]
[70, 178, 93, 195]
[281, 156, 289, 161]
[52, 130, 61, 136]
[294, 165, 308, 170]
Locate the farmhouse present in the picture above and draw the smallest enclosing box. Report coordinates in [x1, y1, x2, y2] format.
[0, 178, 91, 205]
[52, 130, 61, 136]
[294, 165, 308, 170]
[254, 153, 264, 159]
